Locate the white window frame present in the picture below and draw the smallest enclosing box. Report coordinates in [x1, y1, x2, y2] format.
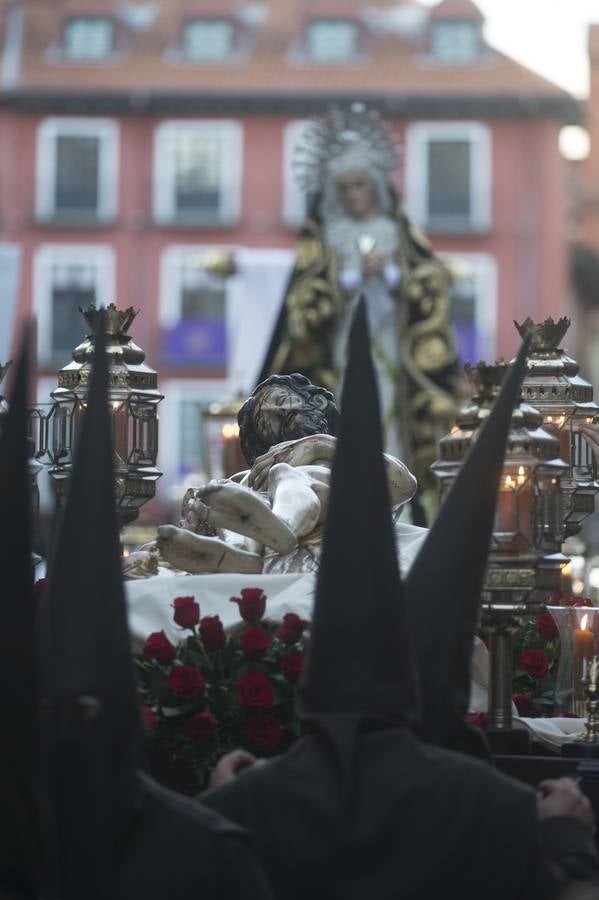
[153, 120, 243, 226]
[282, 120, 309, 228]
[158, 378, 232, 494]
[404, 121, 491, 232]
[32, 243, 116, 364]
[35, 117, 119, 222]
[441, 251, 497, 362]
[305, 19, 359, 62]
[159, 244, 294, 390]
[63, 17, 115, 62]
[181, 18, 235, 62]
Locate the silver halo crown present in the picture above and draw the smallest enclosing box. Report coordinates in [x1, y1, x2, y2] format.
[293, 103, 401, 195]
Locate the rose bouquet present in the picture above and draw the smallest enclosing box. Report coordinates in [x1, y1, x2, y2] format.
[135, 588, 309, 793]
[511, 593, 594, 717]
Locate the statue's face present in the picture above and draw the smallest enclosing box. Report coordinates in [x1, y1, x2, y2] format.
[251, 384, 330, 448]
[335, 168, 378, 219]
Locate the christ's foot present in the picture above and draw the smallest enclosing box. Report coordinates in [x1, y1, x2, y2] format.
[157, 525, 263, 574]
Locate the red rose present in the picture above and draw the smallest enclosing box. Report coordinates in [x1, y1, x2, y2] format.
[169, 665, 206, 700]
[230, 587, 266, 624]
[278, 612, 308, 645]
[173, 595, 200, 629]
[242, 714, 283, 750]
[519, 649, 549, 680]
[280, 650, 304, 683]
[536, 610, 559, 641]
[143, 631, 177, 665]
[513, 694, 534, 717]
[141, 704, 159, 731]
[563, 597, 594, 608]
[240, 626, 273, 659]
[235, 672, 275, 709]
[200, 615, 226, 651]
[186, 711, 218, 740]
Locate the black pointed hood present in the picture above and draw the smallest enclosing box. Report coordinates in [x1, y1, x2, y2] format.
[297, 298, 420, 726]
[40, 310, 141, 898]
[407, 337, 531, 750]
[0, 326, 41, 898]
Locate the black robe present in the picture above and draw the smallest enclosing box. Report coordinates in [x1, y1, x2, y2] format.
[202, 725, 599, 900]
[117, 772, 273, 900]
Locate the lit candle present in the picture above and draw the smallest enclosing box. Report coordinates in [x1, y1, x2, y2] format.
[561, 561, 573, 599]
[573, 613, 595, 715]
[221, 422, 245, 477]
[496, 474, 515, 534]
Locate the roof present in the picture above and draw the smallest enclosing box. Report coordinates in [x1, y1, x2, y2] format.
[0, 0, 581, 122]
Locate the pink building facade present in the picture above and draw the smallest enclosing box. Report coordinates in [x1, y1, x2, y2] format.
[0, 0, 579, 520]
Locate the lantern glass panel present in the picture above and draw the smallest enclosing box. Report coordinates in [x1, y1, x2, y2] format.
[109, 397, 129, 465]
[572, 416, 597, 481]
[29, 403, 54, 463]
[128, 401, 159, 466]
[535, 472, 563, 550]
[51, 398, 76, 464]
[542, 415, 572, 469]
[492, 466, 534, 552]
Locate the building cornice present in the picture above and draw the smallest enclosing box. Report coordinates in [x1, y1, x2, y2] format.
[0, 89, 583, 124]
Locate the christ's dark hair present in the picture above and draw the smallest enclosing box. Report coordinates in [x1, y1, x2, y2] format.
[238, 373, 340, 466]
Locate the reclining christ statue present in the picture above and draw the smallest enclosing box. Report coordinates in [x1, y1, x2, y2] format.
[128, 373, 421, 579]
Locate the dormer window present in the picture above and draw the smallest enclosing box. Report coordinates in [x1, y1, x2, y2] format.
[183, 18, 235, 61]
[63, 17, 114, 61]
[430, 20, 480, 63]
[306, 19, 358, 62]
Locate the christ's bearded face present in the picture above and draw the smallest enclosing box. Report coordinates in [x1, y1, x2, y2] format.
[251, 384, 330, 448]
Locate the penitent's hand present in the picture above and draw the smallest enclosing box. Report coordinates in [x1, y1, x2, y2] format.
[209, 749, 261, 789]
[580, 425, 599, 463]
[536, 778, 595, 830]
[249, 435, 336, 492]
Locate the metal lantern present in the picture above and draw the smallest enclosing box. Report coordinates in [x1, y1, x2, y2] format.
[515, 317, 599, 536]
[433, 361, 568, 734]
[31, 304, 163, 527]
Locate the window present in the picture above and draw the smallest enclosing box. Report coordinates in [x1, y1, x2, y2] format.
[36, 118, 119, 222]
[306, 19, 358, 61]
[159, 248, 229, 370]
[160, 245, 293, 379]
[63, 17, 114, 61]
[183, 19, 234, 61]
[441, 252, 497, 364]
[153, 122, 242, 225]
[404, 122, 491, 233]
[33, 245, 116, 364]
[282, 120, 309, 227]
[430, 21, 480, 63]
[158, 379, 231, 495]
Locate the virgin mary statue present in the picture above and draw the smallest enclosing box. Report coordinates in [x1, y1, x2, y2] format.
[259, 104, 465, 504]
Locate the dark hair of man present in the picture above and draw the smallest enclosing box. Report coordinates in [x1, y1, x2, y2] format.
[238, 373, 340, 466]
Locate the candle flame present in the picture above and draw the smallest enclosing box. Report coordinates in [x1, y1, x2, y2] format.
[562, 562, 572, 575]
[582, 613, 589, 630]
[517, 465, 525, 486]
[546, 416, 553, 423]
[504, 474, 514, 489]
[222, 423, 239, 439]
